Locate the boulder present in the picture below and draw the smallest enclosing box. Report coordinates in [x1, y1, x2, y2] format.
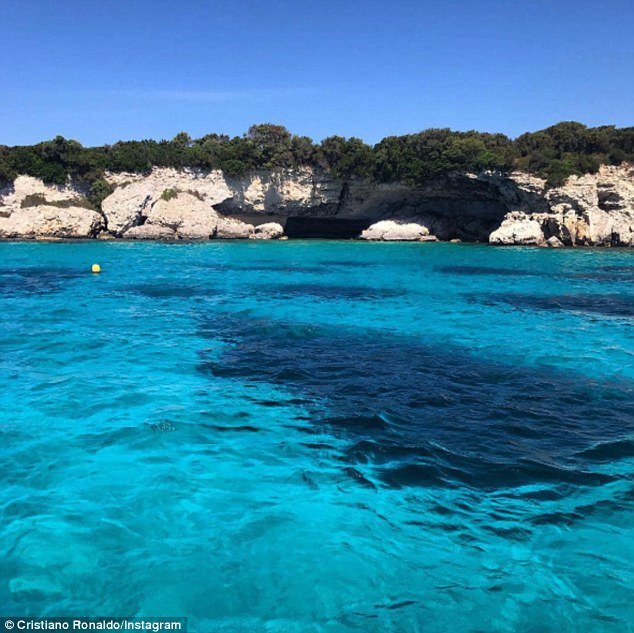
[360, 220, 435, 241]
[545, 236, 564, 248]
[489, 214, 545, 245]
[215, 217, 255, 239]
[122, 224, 176, 240]
[251, 222, 285, 240]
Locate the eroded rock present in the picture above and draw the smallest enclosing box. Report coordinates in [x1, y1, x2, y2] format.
[360, 220, 435, 241]
[489, 165, 634, 246]
[251, 222, 285, 240]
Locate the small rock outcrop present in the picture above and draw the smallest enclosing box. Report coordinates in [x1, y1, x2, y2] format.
[489, 214, 545, 246]
[545, 236, 564, 248]
[251, 222, 285, 240]
[0, 176, 104, 238]
[0, 205, 104, 239]
[360, 220, 436, 241]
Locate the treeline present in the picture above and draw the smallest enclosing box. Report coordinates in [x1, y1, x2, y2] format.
[1, 122, 632, 205]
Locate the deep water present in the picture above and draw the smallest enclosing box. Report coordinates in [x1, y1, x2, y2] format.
[0, 241, 632, 633]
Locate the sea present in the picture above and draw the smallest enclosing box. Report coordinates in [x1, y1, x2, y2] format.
[1, 240, 632, 632]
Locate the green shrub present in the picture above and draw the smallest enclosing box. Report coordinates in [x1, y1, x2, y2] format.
[161, 188, 178, 201]
[88, 178, 114, 209]
[21, 193, 93, 209]
[21, 193, 48, 207]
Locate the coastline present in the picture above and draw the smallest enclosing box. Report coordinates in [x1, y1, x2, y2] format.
[1, 163, 632, 246]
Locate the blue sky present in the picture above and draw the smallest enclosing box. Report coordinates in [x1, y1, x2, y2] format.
[0, 0, 632, 146]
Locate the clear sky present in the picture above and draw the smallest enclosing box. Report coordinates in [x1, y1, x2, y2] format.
[1, 0, 632, 146]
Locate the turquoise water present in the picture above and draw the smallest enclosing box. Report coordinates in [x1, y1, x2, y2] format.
[1, 241, 633, 632]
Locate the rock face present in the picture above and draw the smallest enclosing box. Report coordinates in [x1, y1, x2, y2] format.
[122, 192, 217, 240]
[489, 165, 634, 246]
[0, 205, 103, 239]
[0, 164, 632, 244]
[0, 176, 103, 238]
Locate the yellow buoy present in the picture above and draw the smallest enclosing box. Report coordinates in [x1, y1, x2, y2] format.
[91, 263, 101, 274]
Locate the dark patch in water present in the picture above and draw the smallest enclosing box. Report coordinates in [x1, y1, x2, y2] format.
[598, 265, 634, 272]
[252, 399, 285, 407]
[197, 315, 634, 491]
[475, 293, 634, 318]
[0, 267, 82, 296]
[321, 260, 377, 268]
[325, 415, 390, 432]
[301, 441, 336, 450]
[439, 264, 634, 283]
[531, 511, 583, 526]
[236, 264, 325, 273]
[375, 600, 417, 610]
[125, 283, 214, 299]
[436, 265, 538, 277]
[483, 525, 531, 540]
[196, 262, 324, 274]
[569, 270, 634, 282]
[301, 471, 319, 490]
[203, 424, 261, 433]
[343, 466, 377, 489]
[263, 283, 404, 301]
[575, 438, 634, 462]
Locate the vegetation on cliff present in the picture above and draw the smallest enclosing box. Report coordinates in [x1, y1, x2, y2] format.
[0, 123, 632, 196]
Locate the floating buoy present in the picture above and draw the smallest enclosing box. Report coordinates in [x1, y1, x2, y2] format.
[91, 263, 101, 273]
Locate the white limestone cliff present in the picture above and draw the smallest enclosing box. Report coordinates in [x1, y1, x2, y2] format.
[0, 164, 632, 245]
[489, 164, 634, 246]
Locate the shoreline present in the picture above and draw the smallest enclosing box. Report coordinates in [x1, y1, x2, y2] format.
[1, 237, 632, 249]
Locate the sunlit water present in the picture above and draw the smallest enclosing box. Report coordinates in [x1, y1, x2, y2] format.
[1, 241, 633, 632]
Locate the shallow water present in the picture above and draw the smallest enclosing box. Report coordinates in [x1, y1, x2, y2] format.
[0, 241, 632, 632]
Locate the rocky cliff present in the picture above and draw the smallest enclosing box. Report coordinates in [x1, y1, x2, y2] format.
[0, 164, 632, 245]
[489, 164, 634, 247]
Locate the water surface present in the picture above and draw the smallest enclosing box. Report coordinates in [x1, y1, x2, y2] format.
[1, 241, 632, 632]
